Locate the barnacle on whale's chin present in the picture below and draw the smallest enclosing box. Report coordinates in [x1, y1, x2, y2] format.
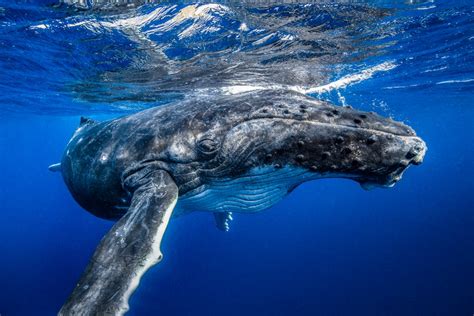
[358, 138, 427, 191]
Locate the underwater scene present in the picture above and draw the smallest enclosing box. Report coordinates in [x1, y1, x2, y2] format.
[0, 0, 473, 315]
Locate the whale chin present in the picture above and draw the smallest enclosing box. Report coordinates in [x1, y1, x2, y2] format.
[358, 170, 407, 191]
[359, 181, 390, 191]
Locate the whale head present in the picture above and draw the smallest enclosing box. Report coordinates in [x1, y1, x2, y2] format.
[181, 90, 426, 192]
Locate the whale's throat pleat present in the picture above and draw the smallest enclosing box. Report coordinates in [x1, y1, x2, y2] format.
[175, 166, 316, 215]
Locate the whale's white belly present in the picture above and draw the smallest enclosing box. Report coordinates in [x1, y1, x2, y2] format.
[174, 166, 317, 216]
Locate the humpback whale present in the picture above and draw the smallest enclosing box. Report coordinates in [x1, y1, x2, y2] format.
[51, 89, 426, 315]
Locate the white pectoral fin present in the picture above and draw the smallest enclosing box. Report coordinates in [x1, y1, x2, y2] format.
[59, 169, 178, 316]
[214, 211, 233, 232]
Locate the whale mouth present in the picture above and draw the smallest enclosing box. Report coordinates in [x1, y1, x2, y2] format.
[359, 137, 427, 190]
[256, 115, 416, 138]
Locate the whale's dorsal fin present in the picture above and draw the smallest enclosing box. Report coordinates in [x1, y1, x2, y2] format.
[79, 116, 97, 127]
[59, 168, 178, 315]
[214, 211, 233, 232]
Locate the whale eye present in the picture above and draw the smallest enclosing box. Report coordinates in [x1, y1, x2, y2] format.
[197, 137, 219, 156]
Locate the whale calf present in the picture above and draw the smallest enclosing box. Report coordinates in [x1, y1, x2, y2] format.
[51, 89, 426, 315]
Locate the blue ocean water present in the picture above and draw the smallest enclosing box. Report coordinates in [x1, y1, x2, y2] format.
[0, 0, 473, 315]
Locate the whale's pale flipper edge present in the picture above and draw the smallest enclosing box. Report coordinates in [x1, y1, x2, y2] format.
[59, 168, 178, 315]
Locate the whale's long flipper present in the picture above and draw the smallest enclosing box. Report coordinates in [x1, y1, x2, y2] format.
[59, 169, 178, 316]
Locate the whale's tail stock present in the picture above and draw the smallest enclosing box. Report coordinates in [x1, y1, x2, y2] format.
[48, 163, 62, 172]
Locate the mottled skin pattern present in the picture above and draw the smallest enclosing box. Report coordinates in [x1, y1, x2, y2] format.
[57, 89, 426, 315]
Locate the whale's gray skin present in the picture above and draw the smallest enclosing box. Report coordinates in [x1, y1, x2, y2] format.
[54, 89, 426, 315]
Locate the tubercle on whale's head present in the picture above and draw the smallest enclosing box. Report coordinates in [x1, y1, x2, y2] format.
[198, 91, 427, 189]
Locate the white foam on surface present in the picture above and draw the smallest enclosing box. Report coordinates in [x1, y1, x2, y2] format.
[303, 61, 397, 94]
[217, 61, 397, 96]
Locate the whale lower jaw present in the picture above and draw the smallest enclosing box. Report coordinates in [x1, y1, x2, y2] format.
[174, 166, 322, 216]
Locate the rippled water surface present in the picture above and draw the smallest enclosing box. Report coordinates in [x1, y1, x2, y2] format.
[1, 0, 472, 114]
[0, 1, 473, 315]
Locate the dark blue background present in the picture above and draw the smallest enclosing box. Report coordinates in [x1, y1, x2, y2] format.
[0, 1, 473, 315]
